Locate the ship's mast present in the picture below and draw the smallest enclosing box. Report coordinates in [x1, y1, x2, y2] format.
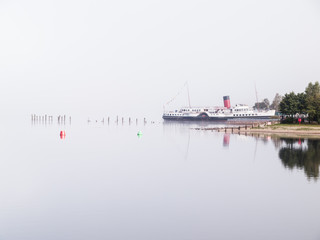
[187, 82, 191, 108]
[255, 83, 259, 111]
[164, 81, 191, 109]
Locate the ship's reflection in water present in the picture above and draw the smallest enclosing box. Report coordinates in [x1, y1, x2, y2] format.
[163, 121, 320, 181]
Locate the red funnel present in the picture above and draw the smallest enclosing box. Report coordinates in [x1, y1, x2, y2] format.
[223, 96, 231, 109]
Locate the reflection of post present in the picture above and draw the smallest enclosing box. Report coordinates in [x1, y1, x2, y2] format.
[223, 134, 230, 147]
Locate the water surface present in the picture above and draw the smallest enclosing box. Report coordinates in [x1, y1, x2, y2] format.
[0, 119, 319, 240]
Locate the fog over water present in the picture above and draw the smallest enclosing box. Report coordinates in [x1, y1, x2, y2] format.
[1, 0, 320, 119]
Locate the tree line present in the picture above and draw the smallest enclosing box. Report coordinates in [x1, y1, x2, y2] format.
[252, 81, 320, 123]
[279, 81, 320, 123]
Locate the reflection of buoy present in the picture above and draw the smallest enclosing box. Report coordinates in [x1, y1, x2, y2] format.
[137, 131, 142, 137]
[60, 131, 66, 139]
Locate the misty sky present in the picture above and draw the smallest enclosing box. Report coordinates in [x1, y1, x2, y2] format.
[1, 0, 320, 119]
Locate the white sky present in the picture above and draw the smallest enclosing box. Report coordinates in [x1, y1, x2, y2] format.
[1, 0, 320, 119]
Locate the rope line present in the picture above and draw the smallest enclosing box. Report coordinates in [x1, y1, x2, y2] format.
[165, 82, 188, 106]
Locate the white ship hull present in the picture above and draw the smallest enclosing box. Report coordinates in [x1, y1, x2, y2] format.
[163, 102, 276, 121]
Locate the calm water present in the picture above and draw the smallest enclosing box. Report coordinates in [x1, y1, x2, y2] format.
[0, 119, 319, 240]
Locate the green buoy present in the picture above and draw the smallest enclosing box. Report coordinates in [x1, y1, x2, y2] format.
[137, 131, 142, 137]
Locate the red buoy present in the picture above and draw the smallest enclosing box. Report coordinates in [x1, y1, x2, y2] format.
[60, 131, 66, 139]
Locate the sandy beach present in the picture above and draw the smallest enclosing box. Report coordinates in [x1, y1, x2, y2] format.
[245, 124, 320, 137]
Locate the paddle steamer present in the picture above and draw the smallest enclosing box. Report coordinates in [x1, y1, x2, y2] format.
[162, 96, 275, 121]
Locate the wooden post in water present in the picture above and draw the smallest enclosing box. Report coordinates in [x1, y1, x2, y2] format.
[136, 118, 138, 125]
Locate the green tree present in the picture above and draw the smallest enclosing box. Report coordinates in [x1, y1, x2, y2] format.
[297, 92, 307, 114]
[279, 92, 298, 116]
[305, 81, 320, 123]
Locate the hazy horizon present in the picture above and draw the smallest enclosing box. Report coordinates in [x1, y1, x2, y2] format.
[1, 0, 320, 119]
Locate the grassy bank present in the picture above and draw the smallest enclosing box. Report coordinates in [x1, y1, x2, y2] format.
[248, 123, 320, 136]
